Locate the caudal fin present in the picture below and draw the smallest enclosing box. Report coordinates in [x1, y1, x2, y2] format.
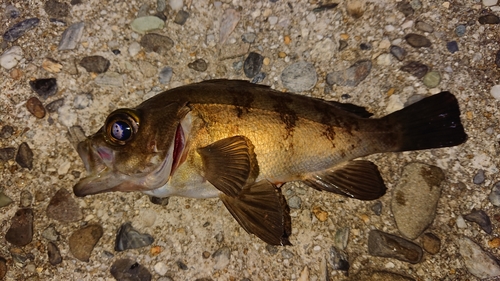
[382, 92, 467, 152]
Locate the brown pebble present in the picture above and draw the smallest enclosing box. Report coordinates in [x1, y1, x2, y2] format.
[69, 224, 103, 262]
[5, 208, 34, 246]
[312, 206, 328, 222]
[202, 251, 211, 259]
[0, 257, 6, 279]
[150, 245, 162, 255]
[489, 237, 500, 248]
[47, 242, 62, 265]
[46, 188, 83, 222]
[26, 97, 46, 119]
[422, 233, 441, 254]
[405, 33, 432, 48]
[10, 68, 23, 80]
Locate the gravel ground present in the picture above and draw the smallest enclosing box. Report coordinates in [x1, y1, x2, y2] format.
[1, 0, 500, 280]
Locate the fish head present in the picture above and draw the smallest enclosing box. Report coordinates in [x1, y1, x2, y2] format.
[73, 102, 190, 197]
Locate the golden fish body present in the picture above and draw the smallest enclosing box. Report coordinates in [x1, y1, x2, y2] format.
[73, 79, 467, 245]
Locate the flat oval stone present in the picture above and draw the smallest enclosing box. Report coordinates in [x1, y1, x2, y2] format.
[0, 46, 23, 70]
[110, 259, 152, 281]
[15, 142, 33, 170]
[422, 71, 441, 88]
[140, 33, 174, 55]
[326, 60, 371, 87]
[368, 229, 423, 264]
[479, 14, 500, 24]
[26, 97, 46, 119]
[5, 208, 34, 246]
[130, 16, 165, 33]
[46, 188, 83, 222]
[390, 45, 407, 61]
[69, 224, 103, 262]
[3, 18, 40, 42]
[115, 222, 154, 251]
[400, 61, 428, 78]
[219, 9, 240, 44]
[188, 58, 208, 72]
[281, 61, 317, 92]
[415, 21, 434, 33]
[158, 66, 173, 84]
[79, 56, 110, 73]
[174, 11, 189, 25]
[391, 163, 444, 239]
[405, 33, 431, 48]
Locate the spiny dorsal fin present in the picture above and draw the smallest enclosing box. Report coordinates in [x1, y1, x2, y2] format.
[303, 160, 386, 200]
[198, 136, 258, 197]
[220, 180, 292, 246]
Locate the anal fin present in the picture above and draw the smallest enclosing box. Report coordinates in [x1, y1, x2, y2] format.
[303, 160, 386, 200]
[220, 180, 292, 246]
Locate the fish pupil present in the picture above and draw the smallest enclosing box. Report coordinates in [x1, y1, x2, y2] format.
[111, 121, 132, 140]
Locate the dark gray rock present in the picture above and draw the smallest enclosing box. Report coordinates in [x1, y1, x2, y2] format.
[174, 10, 189, 25]
[479, 14, 500, 25]
[405, 33, 431, 48]
[110, 259, 152, 281]
[397, 1, 414, 16]
[243, 52, 264, 78]
[0, 126, 14, 138]
[447, 41, 459, 53]
[326, 60, 371, 87]
[47, 242, 62, 265]
[79, 56, 110, 73]
[251, 72, 266, 84]
[473, 169, 485, 184]
[46, 188, 83, 222]
[338, 40, 348, 51]
[455, 24, 466, 37]
[5, 208, 34, 246]
[5, 5, 20, 19]
[158, 66, 173, 84]
[3, 18, 40, 42]
[371, 201, 382, 216]
[464, 209, 492, 234]
[400, 61, 429, 78]
[390, 45, 407, 61]
[69, 224, 103, 262]
[149, 196, 169, 205]
[115, 222, 154, 251]
[46, 98, 64, 113]
[176, 260, 188, 270]
[0, 148, 16, 161]
[368, 230, 423, 264]
[140, 33, 174, 55]
[15, 142, 33, 170]
[44, 0, 70, 19]
[188, 59, 208, 72]
[29, 78, 58, 100]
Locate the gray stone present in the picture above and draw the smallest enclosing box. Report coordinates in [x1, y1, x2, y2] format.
[473, 169, 486, 184]
[488, 181, 500, 206]
[243, 52, 263, 78]
[281, 61, 317, 91]
[405, 33, 431, 48]
[16, 142, 33, 170]
[288, 196, 301, 209]
[415, 21, 434, 33]
[326, 60, 371, 87]
[58, 22, 85, 50]
[219, 9, 240, 44]
[329, 246, 349, 271]
[242, 33, 256, 43]
[0, 126, 14, 139]
[368, 230, 423, 264]
[391, 163, 444, 239]
[42, 226, 60, 241]
[159, 66, 173, 84]
[140, 33, 174, 55]
[114, 222, 154, 251]
[79, 56, 110, 73]
[0, 46, 23, 70]
[212, 246, 231, 270]
[174, 11, 189, 25]
[47, 242, 62, 265]
[130, 16, 165, 33]
[458, 237, 500, 278]
[3, 18, 40, 42]
[464, 209, 492, 234]
[94, 72, 124, 87]
[0, 148, 16, 162]
[390, 45, 407, 61]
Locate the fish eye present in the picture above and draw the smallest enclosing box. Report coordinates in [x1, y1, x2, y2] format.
[105, 109, 140, 145]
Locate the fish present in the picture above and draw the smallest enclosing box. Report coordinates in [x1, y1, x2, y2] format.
[73, 79, 467, 245]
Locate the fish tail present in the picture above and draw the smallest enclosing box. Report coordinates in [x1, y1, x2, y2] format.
[382, 92, 467, 152]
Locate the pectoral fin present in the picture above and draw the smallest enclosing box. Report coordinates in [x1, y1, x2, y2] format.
[304, 160, 386, 200]
[220, 180, 292, 246]
[198, 136, 258, 197]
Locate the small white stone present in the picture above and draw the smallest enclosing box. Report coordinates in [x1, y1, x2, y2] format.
[385, 94, 404, 113]
[268, 16, 278, 25]
[378, 39, 391, 50]
[0, 46, 23, 70]
[169, 0, 183, 11]
[490, 85, 500, 101]
[401, 20, 414, 29]
[456, 215, 467, 228]
[385, 25, 395, 32]
[483, 0, 498, 6]
[58, 161, 71, 175]
[376, 53, 392, 66]
[306, 12, 316, 23]
[154, 262, 168, 276]
[129, 42, 141, 56]
[297, 266, 309, 281]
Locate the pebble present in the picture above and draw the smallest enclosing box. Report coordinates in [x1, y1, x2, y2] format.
[0, 192, 13, 208]
[129, 42, 142, 56]
[288, 196, 301, 209]
[352, 270, 415, 281]
[3, 18, 40, 42]
[360, 43, 371, 50]
[0, 257, 5, 279]
[281, 61, 317, 92]
[157, 0, 167, 12]
[266, 244, 278, 255]
[44, 0, 70, 18]
[241, 33, 256, 43]
[16, 142, 34, 170]
[5, 208, 34, 246]
[312, 206, 329, 222]
[491, 85, 500, 101]
[154, 262, 168, 276]
[422, 71, 441, 88]
[455, 24, 466, 37]
[479, 14, 500, 25]
[42, 226, 60, 241]
[488, 181, 500, 206]
[405, 33, 431, 48]
[174, 11, 189, 25]
[422, 233, 441, 254]
[26, 97, 46, 119]
[371, 201, 382, 215]
[42, 58, 63, 73]
[496, 50, 500, 68]
[0, 126, 14, 139]
[94, 72, 124, 87]
[376, 53, 392, 66]
[415, 21, 434, 33]
[212, 246, 231, 270]
[20, 190, 32, 208]
[0, 46, 23, 70]
[140, 33, 174, 55]
[114, 222, 154, 251]
[464, 209, 492, 234]
[79, 56, 110, 73]
[458, 237, 500, 278]
[74, 93, 93, 109]
[456, 215, 468, 228]
[0, 148, 16, 162]
[329, 246, 349, 271]
[368, 230, 423, 264]
[69, 224, 103, 262]
[397, 1, 414, 16]
[390, 45, 407, 61]
[47, 242, 62, 265]
[281, 249, 295, 259]
[131, 16, 165, 33]
[5, 5, 20, 19]
[334, 227, 349, 250]
[326, 60, 371, 87]
[251, 72, 266, 84]
[58, 22, 85, 50]
[219, 9, 240, 44]
[110, 259, 152, 281]
[243, 52, 264, 78]
[188, 58, 208, 72]
[339, 40, 348, 51]
[46, 188, 82, 222]
[46, 98, 64, 113]
[483, 0, 498, 5]
[29, 78, 58, 100]
[159, 66, 173, 84]
[149, 196, 169, 206]
[346, 0, 365, 18]
[473, 169, 486, 184]
[400, 61, 429, 78]
[391, 163, 444, 239]
[169, 0, 183, 11]
[176, 260, 188, 270]
[446, 41, 459, 53]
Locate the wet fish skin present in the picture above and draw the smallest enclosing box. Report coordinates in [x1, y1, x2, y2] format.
[73, 79, 467, 245]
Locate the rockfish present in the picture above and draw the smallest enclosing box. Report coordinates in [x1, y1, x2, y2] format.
[73, 79, 467, 245]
